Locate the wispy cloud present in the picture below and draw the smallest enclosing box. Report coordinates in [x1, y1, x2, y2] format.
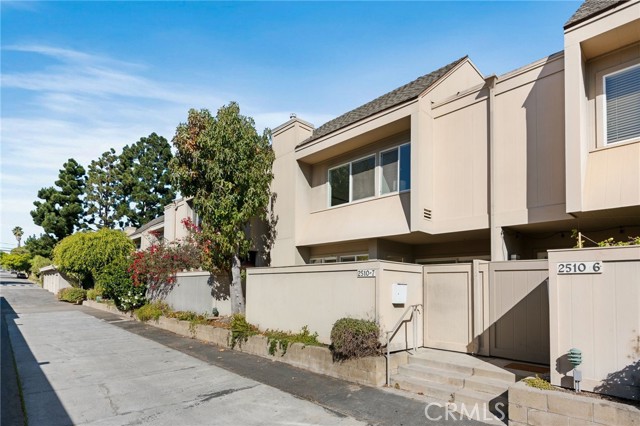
[0, 44, 322, 246]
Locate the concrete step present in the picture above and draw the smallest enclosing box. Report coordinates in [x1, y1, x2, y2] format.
[408, 355, 474, 376]
[464, 375, 512, 395]
[472, 366, 516, 383]
[390, 374, 458, 402]
[398, 364, 467, 387]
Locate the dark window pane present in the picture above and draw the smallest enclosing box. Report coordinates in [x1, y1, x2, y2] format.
[399, 144, 411, 191]
[381, 149, 399, 194]
[329, 164, 349, 206]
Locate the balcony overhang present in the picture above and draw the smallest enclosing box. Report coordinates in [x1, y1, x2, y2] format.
[295, 103, 414, 164]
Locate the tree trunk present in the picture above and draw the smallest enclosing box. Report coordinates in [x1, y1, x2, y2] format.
[230, 253, 245, 314]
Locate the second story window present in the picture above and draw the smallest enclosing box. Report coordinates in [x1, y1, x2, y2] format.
[604, 64, 640, 145]
[381, 143, 411, 194]
[329, 155, 376, 207]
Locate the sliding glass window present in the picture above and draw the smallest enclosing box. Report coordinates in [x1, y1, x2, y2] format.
[351, 156, 375, 201]
[380, 143, 410, 195]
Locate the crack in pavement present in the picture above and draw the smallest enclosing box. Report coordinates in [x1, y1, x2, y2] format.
[198, 385, 257, 403]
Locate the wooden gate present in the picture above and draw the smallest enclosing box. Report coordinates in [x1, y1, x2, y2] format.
[423, 260, 550, 364]
[488, 261, 550, 364]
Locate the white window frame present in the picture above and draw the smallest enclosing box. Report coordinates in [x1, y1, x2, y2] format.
[339, 254, 369, 262]
[327, 154, 376, 207]
[603, 63, 640, 146]
[379, 142, 411, 196]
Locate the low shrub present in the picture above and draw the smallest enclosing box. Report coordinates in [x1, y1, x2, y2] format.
[265, 326, 321, 356]
[230, 314, 258, 349]
[330, 318, 381, 361]
[135, 302, 167, 322]
[96, 262, 146, 311]
[523, 375, 555, 391]
[57, 287, 87, 304]
[87, 289, 97, 300]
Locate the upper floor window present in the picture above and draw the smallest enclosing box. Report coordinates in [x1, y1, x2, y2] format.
[328, 143, 410, 208]
[381, 143, 411, 194]
[328, 155, 375, 207]
[604, 64, 640, 145]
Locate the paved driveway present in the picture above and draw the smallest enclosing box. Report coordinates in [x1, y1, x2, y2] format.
[1, 278, 362, 426]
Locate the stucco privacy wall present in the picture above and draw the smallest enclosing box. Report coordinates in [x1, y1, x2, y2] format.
[246, 260, 423, 350]
[548, 245, 640, 400]
[148, 271, 232, 316]
[40, 266, 72, 294]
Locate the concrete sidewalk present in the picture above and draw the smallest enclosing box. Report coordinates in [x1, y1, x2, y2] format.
[2, 283, 485, 425]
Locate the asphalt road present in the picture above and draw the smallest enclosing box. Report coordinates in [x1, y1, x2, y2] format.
[1, 272, 484, 426]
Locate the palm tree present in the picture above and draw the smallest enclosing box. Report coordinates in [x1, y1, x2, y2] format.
[12, 226, 24, 247]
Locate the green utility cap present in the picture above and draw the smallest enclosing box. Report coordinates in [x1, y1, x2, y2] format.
[568, 348, 582, 368]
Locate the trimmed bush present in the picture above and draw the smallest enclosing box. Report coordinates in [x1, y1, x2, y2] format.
[330, 318, 381, 361]
[57, 287, 87, 304]
[87, 289, 97, 300]
[135, 302, 166, 322]
[87, 283, 104, 301]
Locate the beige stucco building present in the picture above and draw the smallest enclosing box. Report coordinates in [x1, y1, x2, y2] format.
[269, 0, 640, 268]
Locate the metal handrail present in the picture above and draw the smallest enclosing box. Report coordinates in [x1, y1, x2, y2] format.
[385, 303, 422, 386]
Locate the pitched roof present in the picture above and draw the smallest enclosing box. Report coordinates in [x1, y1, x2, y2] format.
[564, 0, 628, 29]
[297, 56, 468, 148]
[130, 215, 164, 237]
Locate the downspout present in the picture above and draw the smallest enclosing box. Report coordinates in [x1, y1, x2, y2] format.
[486, 75, 499, 261]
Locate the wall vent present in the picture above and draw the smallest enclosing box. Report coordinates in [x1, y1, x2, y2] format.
[423, 208, 432, 220]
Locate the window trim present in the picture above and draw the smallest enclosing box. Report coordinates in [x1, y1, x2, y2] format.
[602, 62, 640, 146]
[379, 142, 411, 196]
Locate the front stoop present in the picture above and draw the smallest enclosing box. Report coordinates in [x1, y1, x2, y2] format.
[391, 349, 515, 424]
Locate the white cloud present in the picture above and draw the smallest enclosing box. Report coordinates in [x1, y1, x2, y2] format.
[0, 44, 330, 247]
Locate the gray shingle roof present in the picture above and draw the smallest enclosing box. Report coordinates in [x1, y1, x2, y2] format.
[297, 56, 468, 148]
[130, 215, 164, 237]
[564, 0, 628, 29]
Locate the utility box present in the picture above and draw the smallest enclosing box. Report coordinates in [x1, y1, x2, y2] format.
[392, 283, 408, 305]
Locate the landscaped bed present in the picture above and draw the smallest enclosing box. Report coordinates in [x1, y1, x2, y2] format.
[82, 299, 407, 387]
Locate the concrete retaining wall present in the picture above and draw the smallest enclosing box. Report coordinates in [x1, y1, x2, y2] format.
[509, 381, 640, 426]
[82, 300, 404, 387]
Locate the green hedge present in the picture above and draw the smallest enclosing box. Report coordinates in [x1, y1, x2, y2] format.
[57, 287, 87, 304]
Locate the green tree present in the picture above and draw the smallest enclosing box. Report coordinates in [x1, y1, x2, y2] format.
[84, 149, 120, 229]
[171, 103, 275, 313]
[1, 247, 32, 272]
[31, 158, 86, 240]
[53, 228, 134, 288]
[24, 234, 57, 258]
[30, 255, 53, 281]
[116, 133, 176, 228]
[12, 226, 24, 247]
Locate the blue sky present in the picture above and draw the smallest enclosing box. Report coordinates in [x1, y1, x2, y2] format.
[1, 0, 581, 251]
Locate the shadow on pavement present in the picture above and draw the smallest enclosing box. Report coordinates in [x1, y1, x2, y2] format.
[1, 297, 73, 426]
